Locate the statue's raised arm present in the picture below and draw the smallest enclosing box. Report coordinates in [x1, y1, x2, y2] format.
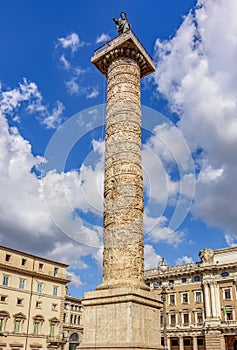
[112, 12, 131, 35]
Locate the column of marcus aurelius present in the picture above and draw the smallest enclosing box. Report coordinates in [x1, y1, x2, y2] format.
[80, 30, 163, 350]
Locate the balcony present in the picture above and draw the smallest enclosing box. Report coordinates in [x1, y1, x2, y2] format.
[46, 336, 64, 344]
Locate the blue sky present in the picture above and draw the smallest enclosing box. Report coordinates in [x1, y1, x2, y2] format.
[1, 0, 237, 297]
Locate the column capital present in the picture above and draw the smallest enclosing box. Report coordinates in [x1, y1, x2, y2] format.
[91, 30, 155, 78]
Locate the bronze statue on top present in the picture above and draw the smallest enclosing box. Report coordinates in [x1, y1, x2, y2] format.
[112, 12, 131, 35]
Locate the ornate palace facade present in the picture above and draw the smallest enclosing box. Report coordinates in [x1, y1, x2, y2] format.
[145, 246, 237, 350]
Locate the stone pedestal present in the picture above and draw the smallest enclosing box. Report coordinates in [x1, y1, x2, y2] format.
[80, 287, 162, 350]
[80, 31, 162, 350]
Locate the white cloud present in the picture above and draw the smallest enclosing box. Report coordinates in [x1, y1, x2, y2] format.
[144, 244, 161, 270]
[59, 54, 71, 70]
[0, 79, 64, 129]
[66, 77, 99, 99]
[0, 81, 103, 288]
[67, 271, 83, 288]
[42, 100, 65, 129]
[144, 213, 184, 247]
[0, 78, 43, 115]
[86, 87, 99, 99]
[176, 256, 194, 265]
[57, 32, 84, 53]
[153, 0, 237, 238]
[96, 33, 111, 44]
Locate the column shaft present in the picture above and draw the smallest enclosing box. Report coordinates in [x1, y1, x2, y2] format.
[204, 282, 212, 318]
[103, 57, 144, 286]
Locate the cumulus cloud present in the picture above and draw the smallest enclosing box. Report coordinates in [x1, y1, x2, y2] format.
[0, 81, 103, 290]
[59, 54, 71, 70]
[96, 33, 111, 44]
[0, 79, 64, 129]
[153, 0, 237, 239]
[42, 100, 65, 129]
[144, 213, 184, 247]
[176, 256, 194, 265]
[57, 32, 84, 53]
[144, 244, 162, 270]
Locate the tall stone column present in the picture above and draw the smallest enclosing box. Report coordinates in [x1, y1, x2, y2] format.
[102, 53, 144, 289]
[80, 30, 163, 350]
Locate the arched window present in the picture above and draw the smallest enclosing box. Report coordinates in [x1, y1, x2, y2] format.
[69, 333, 80, 350]
[221, 271, 229, 278]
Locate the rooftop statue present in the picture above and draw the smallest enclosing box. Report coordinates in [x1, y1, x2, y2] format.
[112, 12, 131, 35]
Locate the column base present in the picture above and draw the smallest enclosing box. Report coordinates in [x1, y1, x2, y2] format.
[80, 286, 163, 350]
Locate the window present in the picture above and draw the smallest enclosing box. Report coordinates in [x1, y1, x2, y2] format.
[70, 314, 73, 324]
[77, 316, 80, 325]
[224, 306, 234, 321]
[181, 277, 187, 283]
[0, 295, 7, 303]
[195, 309, 203, 324]
[171, 339, 179, 346]
[53, 286, 58, 296]
[52, 303, 57, 311]
[194, 275, 201, 282]
[63, 313, 66, 322]
[34, 322, 39, 335]
[197, 338, 204, 346]
[195, 291, 202, 303]
[182, 292, 189, 304]
[54, 267, 59, 277]
[221, 272, 229, 278]
[5, 254, 11, 262]
[38, 263, 44, 271]
[37, 283, 43, 293]
[169, 280, 174, 287]
[36, 301, 42, 309]
[21, 258, 27, 267]
[223, 288, 232, 300]
[153, 281, 162, 288]
[19, 279, 25, 290]
[2, 275, 9, 286]
[17, 298, 24, 306]
[182, 310, 189, 325]
[64, 303, 69, 310]
[50, 324, 55, 337]
[169, 312, 176, 326]
[169, 294, 175, 305]
[0, 311, 10, 331]
[14, 320, 21, 333]
[184, 338, 191, 346]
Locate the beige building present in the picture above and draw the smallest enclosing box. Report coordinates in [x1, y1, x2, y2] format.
[145, 246, 237, 350]
[0, 245, 71, 350]
[62, 296, 83, 350]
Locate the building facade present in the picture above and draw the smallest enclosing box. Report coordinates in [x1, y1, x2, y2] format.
[145, 246, 237, 350]
[0, 245, 70, 350]
[62, 296, 83, 350]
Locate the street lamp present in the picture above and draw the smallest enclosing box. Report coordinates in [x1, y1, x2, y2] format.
[158, 258, 168, 350]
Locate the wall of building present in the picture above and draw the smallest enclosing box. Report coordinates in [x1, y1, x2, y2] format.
[0, 245, 70, 350]
[145, 247, 237, 350]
